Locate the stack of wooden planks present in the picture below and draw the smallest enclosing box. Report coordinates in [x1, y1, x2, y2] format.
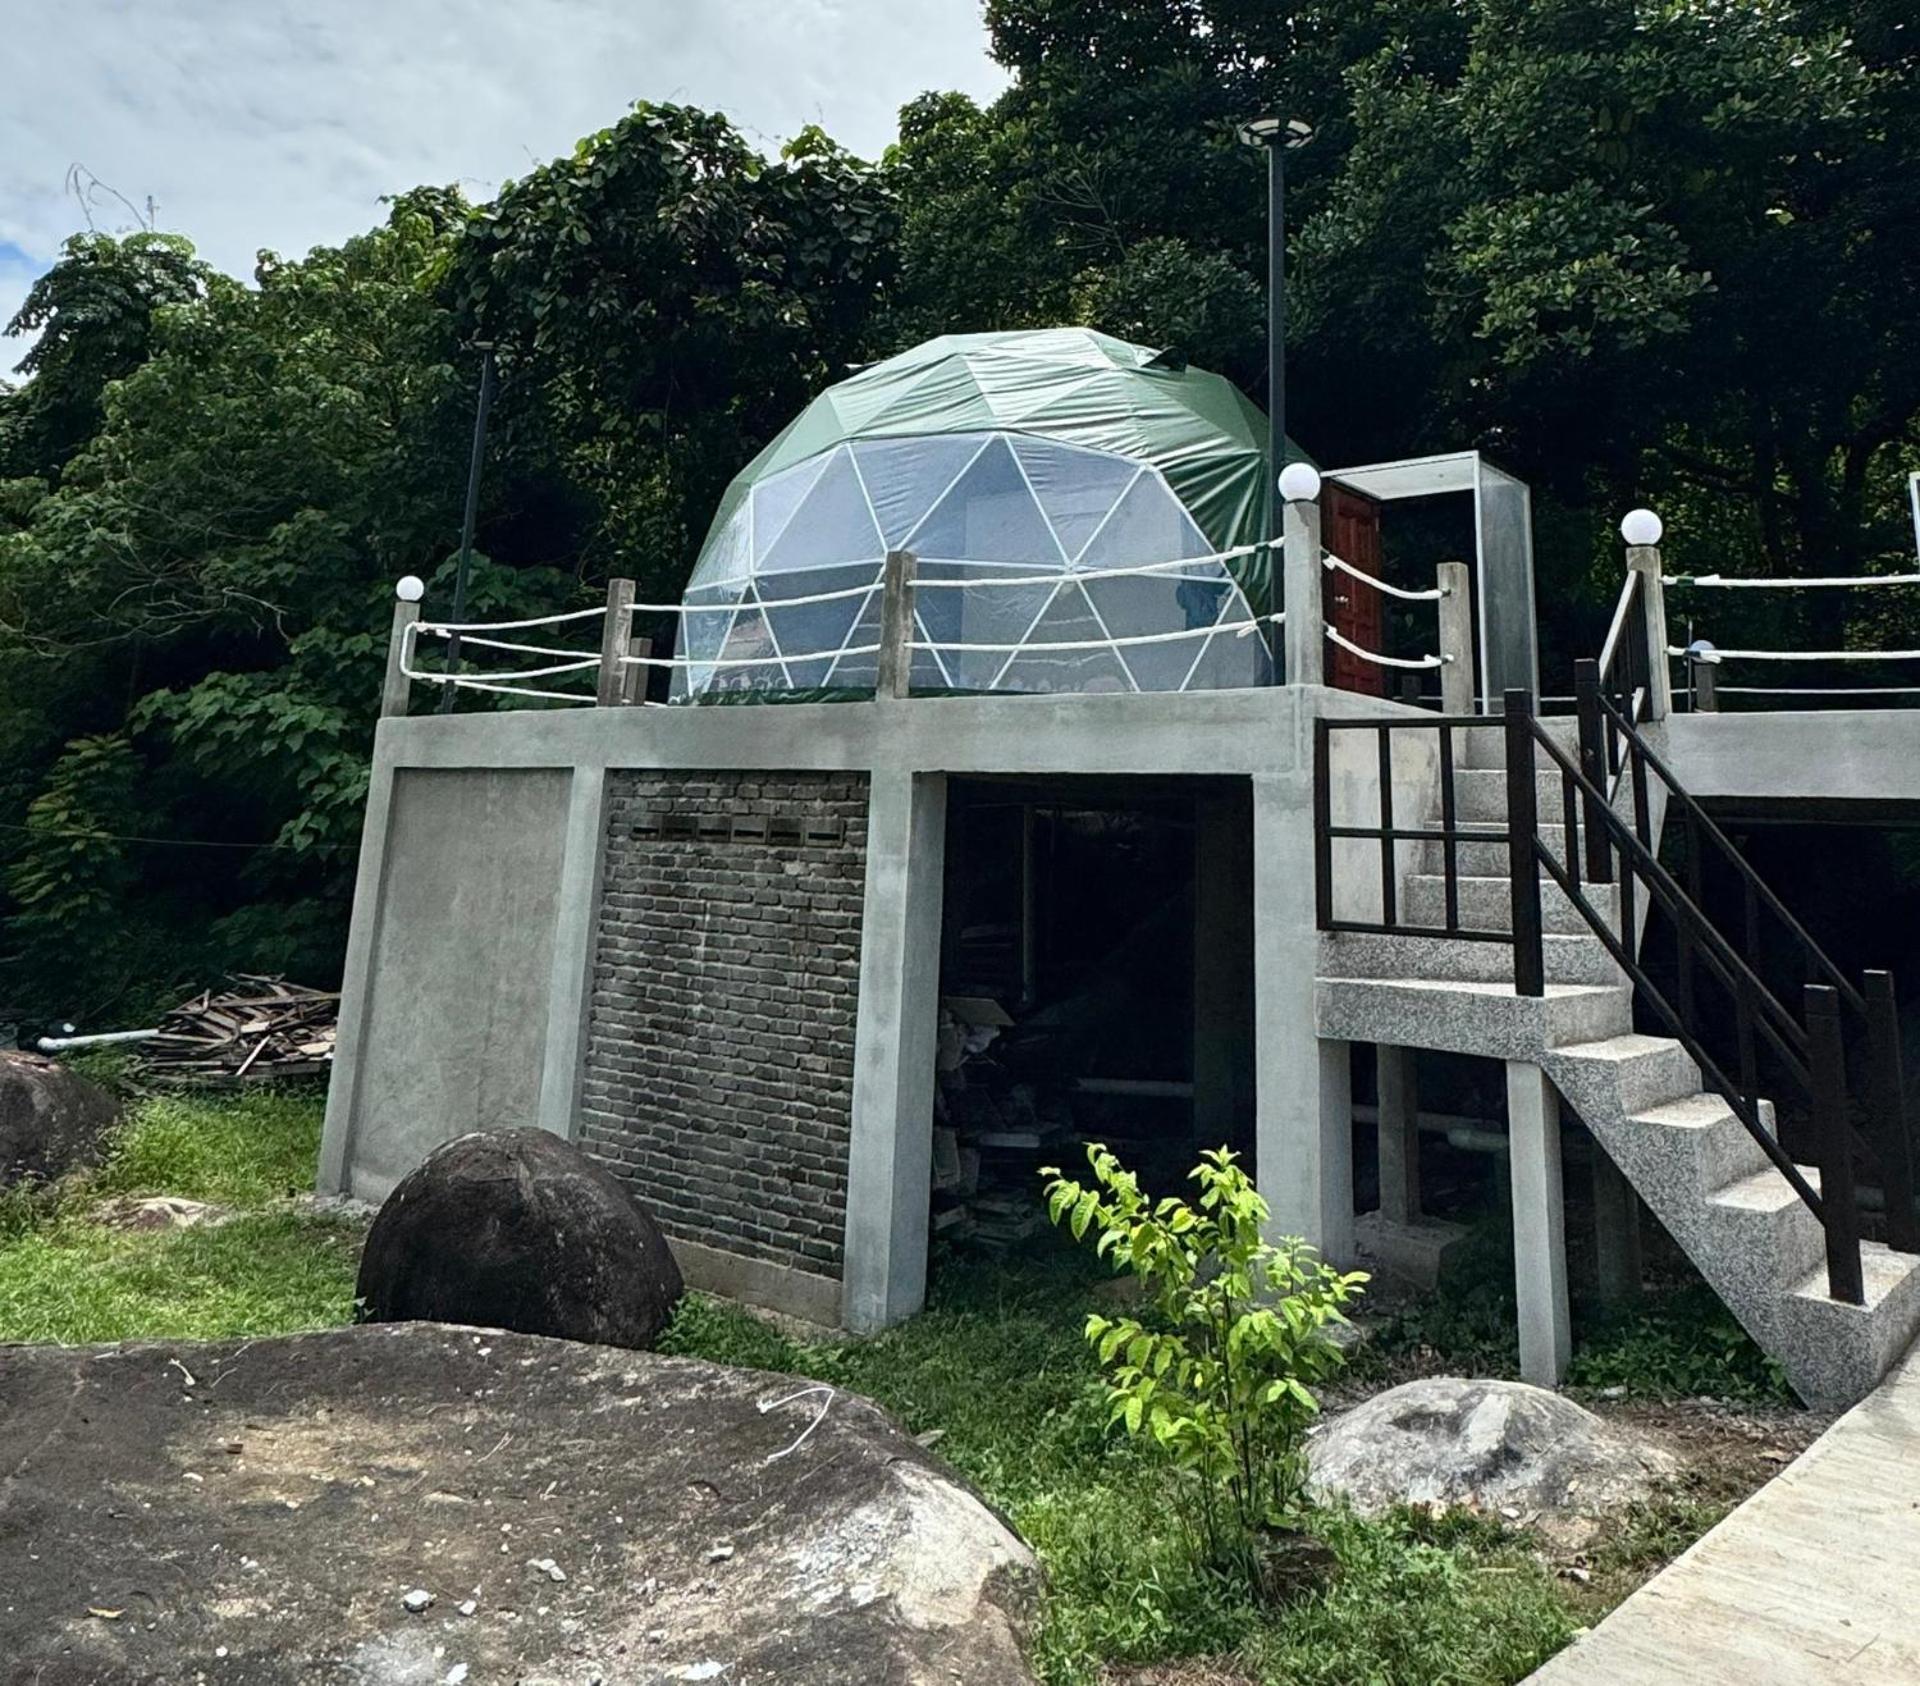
[138, 976, 338, 1086]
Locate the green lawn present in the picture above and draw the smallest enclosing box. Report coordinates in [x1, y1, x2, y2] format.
[0, 1084, 361, 1344]
[4, 1085, 1756, 1685]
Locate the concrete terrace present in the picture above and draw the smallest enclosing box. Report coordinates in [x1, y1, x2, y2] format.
[1531, 1348, 1920, 1683]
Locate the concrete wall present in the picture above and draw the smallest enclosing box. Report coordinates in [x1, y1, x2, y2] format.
[319, 682, 1423, 1325]
[1667, 711, 1920, 806]
[321, 766, 574, 1201]
[578, 771, 868, 1311]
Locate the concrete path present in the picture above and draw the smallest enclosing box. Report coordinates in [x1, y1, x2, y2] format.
[1530, 1347, 1920, 1683]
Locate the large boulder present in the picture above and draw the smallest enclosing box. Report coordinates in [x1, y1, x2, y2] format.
[0, 1325, 1035, 1684]
[357, 1127, 684, 1350]
[0, 1051, 121, 1188]
[1309, 1377, 1677, 1520]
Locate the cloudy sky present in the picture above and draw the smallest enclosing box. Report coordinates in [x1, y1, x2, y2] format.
[0, 0, 1004, 369]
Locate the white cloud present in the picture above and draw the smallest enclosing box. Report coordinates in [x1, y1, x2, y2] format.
[0, 0, 1005, 370]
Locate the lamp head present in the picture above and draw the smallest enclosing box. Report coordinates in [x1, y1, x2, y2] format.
[1620, 508, 1664, 548]
[395, 575, 426, 603]
[1278, 462, 1323, 504]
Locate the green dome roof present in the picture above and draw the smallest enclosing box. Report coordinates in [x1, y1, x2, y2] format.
[705, 327, 1283, 559]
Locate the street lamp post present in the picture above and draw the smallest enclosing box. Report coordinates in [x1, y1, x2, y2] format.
[1238, 115, 1314, 527]
[438, 343, 498, 713]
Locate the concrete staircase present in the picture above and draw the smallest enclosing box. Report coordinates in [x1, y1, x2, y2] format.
[1317, 722, 1920, 1409]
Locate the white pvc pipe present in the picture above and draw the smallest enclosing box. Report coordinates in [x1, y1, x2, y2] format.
[36, 1027, 158, 1053]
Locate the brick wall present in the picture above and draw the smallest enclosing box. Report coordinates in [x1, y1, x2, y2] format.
[579, 770, 869, 1282]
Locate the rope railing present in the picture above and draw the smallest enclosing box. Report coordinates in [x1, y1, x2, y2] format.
[1325, 623, 1448, 671]
[1667, 571, 1920, 589]
[1322, 550, 1449, 602]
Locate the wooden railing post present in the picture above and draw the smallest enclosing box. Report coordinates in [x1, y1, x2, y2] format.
[382, 581, 422, 718]
[1691, 648, 1719, 713]
[1807, 983, 1866, 1304]
[1437, 560, 1474, 715]
[596, 577, 636, 707]
[876, 548, 917, 700]
[1625, 533, 1672, 721]
[1867, 970, 1919, 1255]
[1504, 688, 1546, 998]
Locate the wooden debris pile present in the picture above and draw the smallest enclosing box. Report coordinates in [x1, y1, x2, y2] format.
[138, 977, 339, 1086]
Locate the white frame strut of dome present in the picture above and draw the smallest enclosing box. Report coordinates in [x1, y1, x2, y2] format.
[680, 432, 1275, 699]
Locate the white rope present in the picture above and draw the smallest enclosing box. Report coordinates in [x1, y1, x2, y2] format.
[635, 580, 879, 613]
[408, 673, 595, 704]
[404, 651, 598, 682]
[910, 542, 1279, 592]
[425, 605, 607, 633]
[1666, 572, 1920, 589]
[905, 613, 1281, 657]
[621, 644, 884, 670]
[1324, 624, 1447, 670]
[1322, 552, 1447, 602]
[1668, 645, 1920, 663]
[1715, 685, 1920, 697]
[417, 628, 595, 661]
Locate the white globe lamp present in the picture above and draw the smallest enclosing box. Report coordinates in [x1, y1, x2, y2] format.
[1278, 462, 1322, 505]
[395, 575, 426, 603]
[1620, 508, 1664, 548]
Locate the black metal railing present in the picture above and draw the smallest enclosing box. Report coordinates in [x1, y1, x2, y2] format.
[1313, 666, 1919, 1305]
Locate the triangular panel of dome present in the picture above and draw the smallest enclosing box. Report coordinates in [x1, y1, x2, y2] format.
[758, 447, 885, 574]
[1072, 469, 1212, 573]
[992, 581, 1135, 695]
[822, 586, 887, 691]
[902, 435, 1067, 566]
[849, 435, 994, 548]
[909, 562, 1056, 693]
[1183, 621, 1274, 692]
[1084, 573, 1242, 692]
[702, 602, 787, 697]
[747, 450, 832, 565]
[687, 508, 754, 590]
[1010, 439, 1144, 565]
[758, 566, 882, 690]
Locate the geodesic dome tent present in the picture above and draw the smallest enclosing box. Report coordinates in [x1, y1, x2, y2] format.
[676, 328, 1295, 699]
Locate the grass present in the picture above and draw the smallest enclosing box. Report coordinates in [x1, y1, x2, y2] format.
[2, 1096, 1747, 1684]
[664, 1238, 1581, 1686]
[0, 1083, 361, 1344]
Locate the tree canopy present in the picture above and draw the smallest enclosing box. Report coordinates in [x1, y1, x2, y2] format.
[2, 5, 1917, 1021]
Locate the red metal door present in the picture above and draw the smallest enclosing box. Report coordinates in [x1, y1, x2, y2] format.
[1324, 483, 1385, 696]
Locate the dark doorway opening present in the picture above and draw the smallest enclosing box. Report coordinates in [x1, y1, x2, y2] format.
[931, 775, 1254, 1253]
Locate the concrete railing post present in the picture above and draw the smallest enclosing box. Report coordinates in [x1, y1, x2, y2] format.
[596, 577, 636, 707]
[381, 582, 422, 719]
[876, 548, 917, 701]
[1622, 509, 1672, 721]
[1436, 560, 1473, 715]
[1281, 479, 1324, 689]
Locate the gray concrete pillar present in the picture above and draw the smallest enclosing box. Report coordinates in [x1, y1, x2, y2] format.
[1376, 1043, 1421, 1225]
[1282, 495, 1324, 689]
[842, 770, 948, 1333]
[1252, 774, 1353, 1260]
[1436, 561, 1474, 717]
[534, 766, 610, 1140]
[1507, 1060, 1571, 1386]
[1591, 1147, 1644, 1304]
[1193, 790, 1253, 1151]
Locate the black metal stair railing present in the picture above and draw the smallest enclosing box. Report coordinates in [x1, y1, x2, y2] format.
[1312, 665, 1919, 1307]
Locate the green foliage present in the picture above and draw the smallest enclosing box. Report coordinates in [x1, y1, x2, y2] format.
[1043, 1144, 1367, 1578]
[1568, 1283, 1792, 1404]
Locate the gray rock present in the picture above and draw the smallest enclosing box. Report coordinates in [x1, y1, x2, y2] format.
[356, 1128, 684, 1351]
[1309, 1377, 1677, 1517]
[0, 1051, 120, 1188]
[0, 1323, 1036, 1683]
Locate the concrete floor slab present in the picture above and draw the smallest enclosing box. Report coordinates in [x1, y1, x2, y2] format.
[1529, 1342, 1920, 1683]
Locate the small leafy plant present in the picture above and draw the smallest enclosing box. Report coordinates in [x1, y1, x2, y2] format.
[1043, 1144, 1367, 1584]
